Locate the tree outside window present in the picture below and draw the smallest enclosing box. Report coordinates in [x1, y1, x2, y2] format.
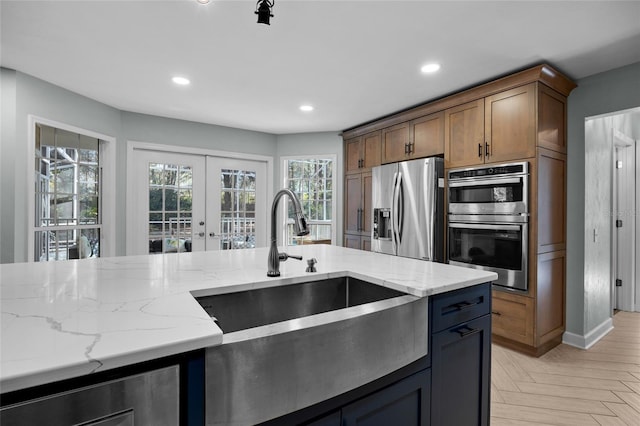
[284, 158, 335, 246]
[34, 124, 102, 261]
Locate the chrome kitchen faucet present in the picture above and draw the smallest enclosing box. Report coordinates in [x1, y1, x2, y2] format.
[267, 189, 309, 277]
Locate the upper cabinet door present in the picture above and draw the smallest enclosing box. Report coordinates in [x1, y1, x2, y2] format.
[444, 99, 485, 169]
[411, 111, 444, 158]
[362, 131, 382, 170]
[382, 122, 411, 164]
[345, 132, 381, 174]
[485, 83, 536, 163]
[345, 137, 362, 174]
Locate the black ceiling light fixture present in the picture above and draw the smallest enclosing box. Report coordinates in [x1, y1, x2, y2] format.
[255, 0, 275, 25]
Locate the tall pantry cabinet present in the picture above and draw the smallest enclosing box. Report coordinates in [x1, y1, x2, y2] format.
[342, 64, 575, 356]
[343, 131, 382, 250]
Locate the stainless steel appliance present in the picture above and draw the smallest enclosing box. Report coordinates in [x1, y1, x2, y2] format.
[372, 157, 444, 262]
[0, 366, 179, 425]
[447, 162, 529, 292]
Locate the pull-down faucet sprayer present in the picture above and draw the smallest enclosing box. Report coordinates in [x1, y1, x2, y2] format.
[268, 189, 309, 277]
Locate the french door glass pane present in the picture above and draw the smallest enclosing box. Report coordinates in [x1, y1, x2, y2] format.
[219, 169, 256, 250]
[147, 162, 194, 254]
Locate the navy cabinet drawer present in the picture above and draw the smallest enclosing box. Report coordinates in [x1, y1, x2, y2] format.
[431, 283, 491, 333]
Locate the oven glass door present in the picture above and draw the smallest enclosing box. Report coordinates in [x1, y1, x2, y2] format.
[448, 221, 527, 291]
[448, 176, 526, 215]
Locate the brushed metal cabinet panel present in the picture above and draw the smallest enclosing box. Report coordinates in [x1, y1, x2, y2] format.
[1, 366, 179, 426]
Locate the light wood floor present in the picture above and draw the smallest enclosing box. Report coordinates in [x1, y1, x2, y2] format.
[490, 311, 640, 425]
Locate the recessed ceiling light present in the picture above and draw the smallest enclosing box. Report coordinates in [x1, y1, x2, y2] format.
[196, 0, 210, 4]
[421, 63, 441, 74]
[300, 105, 314, 112]
[172, 76, 190, 86]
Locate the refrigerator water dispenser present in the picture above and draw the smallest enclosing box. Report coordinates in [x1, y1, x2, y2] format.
[373, 208, 392, 240]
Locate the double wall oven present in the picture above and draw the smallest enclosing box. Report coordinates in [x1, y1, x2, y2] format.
[447, 162, 529, 293]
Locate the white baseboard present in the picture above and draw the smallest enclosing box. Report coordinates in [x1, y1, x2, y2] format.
[562, 317, 614, 350]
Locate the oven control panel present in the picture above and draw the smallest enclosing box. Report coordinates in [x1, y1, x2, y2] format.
[448, 162, 528, 180]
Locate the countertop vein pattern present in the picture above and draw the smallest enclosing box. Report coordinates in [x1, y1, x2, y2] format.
[0, 245, 496, 393]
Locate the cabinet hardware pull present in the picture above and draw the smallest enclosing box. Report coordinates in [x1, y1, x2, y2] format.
[404, 143, 409, 154]
[454, 325, 480, 338]
[408, 142, 414, 154]
[478, 143, 482, 158]
[485, 142, 490, 157]
[491, 311, 502, 316]
[452, 300, 480, 311]
[356, 208, 361, 231]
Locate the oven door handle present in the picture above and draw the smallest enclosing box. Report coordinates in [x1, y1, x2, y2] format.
[448, 177, 522, 187]
[448, 222, 522, 231]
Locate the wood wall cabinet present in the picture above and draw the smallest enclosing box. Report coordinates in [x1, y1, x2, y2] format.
[344, 168, 374, 250]
[382, 112, 444, 164]
[345, 131, 381, 174]
[344, 131, 379, 250]
[492, 119, 569, 356]
[444, 83, 537, 169]
[342, 64, 575, 356]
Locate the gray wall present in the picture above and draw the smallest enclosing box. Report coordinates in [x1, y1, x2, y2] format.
[566, 61, 640, 336]
[1, 69, 327, 263]
[1, 69, 122, 263]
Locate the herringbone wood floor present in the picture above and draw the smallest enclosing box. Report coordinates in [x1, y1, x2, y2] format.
[490, 311, 640, 425]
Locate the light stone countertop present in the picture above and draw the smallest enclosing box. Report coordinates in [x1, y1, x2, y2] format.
[0, 245, 496, 393]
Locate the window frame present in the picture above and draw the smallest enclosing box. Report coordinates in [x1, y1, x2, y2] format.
[281, 155, 337, 246]
[27, 116, 116, 262]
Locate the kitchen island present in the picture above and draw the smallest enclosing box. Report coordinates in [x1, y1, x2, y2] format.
[1, 245, 496, 425]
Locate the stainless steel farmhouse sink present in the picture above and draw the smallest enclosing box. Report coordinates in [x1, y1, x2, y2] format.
[196, 276, 406, 333]
[194, 276, 429, 425]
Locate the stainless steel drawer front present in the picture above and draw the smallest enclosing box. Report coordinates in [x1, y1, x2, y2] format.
[0, 366, 179, 426]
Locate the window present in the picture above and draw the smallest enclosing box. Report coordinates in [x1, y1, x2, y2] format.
[34, 124, 103, 261]
[283, 157, 335, 246]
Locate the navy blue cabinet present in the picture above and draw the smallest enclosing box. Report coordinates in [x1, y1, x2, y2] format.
[430, 283, 492, 426]
[261, 283, 492, 426]
[342, 369, 430, 426]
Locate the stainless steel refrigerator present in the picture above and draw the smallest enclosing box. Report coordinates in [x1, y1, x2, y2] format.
[371, 157, 444, 262]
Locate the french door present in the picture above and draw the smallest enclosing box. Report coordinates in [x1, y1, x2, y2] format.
[129, 149, 267, 255]
[206, 156, 267, 251]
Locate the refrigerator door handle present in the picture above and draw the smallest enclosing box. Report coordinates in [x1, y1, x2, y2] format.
[392, 172, 399, 251]
[396, 172, 404, 244]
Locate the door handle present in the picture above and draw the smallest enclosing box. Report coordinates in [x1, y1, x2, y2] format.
[485, 142, 490, 157]
[478, 143, 482, 158]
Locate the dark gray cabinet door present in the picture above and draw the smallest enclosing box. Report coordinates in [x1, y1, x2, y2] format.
[431, 314, 491, 426]
[342, 369, 430, 426]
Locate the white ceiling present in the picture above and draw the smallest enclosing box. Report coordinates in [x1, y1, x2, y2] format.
[2, 0, 640, 135]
